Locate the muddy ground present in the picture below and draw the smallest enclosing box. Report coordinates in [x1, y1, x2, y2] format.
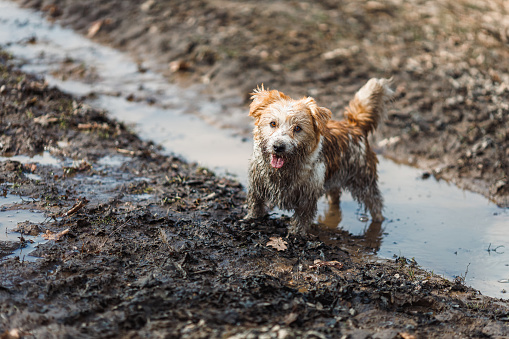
[15, 0, 509, 207]
[0, 42, 509, 339]
[1, 50, 509, 339]
[1, 1, 509, 338]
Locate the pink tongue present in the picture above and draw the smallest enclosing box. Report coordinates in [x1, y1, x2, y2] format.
[270, 154, 285, 169]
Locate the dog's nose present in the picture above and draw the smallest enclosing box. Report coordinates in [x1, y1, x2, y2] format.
[273, 144, 285, 153]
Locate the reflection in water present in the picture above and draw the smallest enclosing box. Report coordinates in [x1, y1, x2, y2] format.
[318, 202, 384, 252]
[0, 194, 46, 261]
[317, 201, 342, 231]
[363, 221, 383, 252]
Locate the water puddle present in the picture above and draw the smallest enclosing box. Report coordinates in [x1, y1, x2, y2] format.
[0, 150, 151, 204]
[315, 159, 509, 298]
[96, 154, 130, 168]
[91, 96, 251, 180]
[0, 1, 508, 298]
[0, 192, 46, 261]
[0, 151, 61, 166]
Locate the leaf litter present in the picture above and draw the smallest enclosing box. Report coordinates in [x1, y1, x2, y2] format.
[266, 237, 288, 251]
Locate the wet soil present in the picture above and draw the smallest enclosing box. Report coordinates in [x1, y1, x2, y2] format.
[1, 47, 509, 338]
[14, 0, 509, 207]
[1, 1, 509, 338]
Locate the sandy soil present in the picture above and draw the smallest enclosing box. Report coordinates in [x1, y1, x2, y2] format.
[1, 1, 509, 338]
[15, 0, 509, 207]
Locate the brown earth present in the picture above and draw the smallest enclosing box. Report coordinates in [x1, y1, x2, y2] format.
[14, 0, 509, 207]
[1, 1, 509, 338]
[1, 51, 509, 338]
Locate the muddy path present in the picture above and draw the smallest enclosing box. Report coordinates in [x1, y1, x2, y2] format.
[1, 43, 509, 338]
[1, 1, 509, 338]
[13, 0, 509, 207]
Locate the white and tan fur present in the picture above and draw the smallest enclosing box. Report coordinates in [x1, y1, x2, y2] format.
[245, 78, 394, 236]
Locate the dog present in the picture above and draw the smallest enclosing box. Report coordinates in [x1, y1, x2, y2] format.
[245, 78, 393, 236]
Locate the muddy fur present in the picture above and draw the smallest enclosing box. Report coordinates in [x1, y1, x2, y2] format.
[246, 78, 394, 236]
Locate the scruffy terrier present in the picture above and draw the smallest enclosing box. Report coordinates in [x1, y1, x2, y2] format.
[245, 78, 393, 236]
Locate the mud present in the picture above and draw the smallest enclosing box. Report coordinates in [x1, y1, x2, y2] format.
[1, 43, 509, 338]
[14, 0, 509, 207]
[1, 1, 509, 338]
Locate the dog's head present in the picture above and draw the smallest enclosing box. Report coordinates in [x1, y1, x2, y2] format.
[249, 86, 331, 169]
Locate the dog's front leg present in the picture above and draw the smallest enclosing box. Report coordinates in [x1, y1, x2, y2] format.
[245, 189, 267, 220]
[288, 201, 318, 236]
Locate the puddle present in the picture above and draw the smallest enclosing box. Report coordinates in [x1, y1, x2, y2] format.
[0, 151, 61, 166]
[25, 173, 42, 181]
[0, 149, 150, 204]
[90, 96, 251, 181]
[0, 1, 508, 298]
[0, 193, 46, 261]
[128, 194, 154, 202]
[316, 158, 509, 298]
[96, 154, 130, 169]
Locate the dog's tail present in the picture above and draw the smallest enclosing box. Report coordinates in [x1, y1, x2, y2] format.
[344, 78, 394, 135]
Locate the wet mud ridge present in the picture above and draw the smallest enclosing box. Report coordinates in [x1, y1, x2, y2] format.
[2, 52, 509, 337]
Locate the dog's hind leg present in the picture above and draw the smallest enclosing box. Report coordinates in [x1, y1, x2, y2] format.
[364, 184, 384, 222]
[350, 182, 384, 222]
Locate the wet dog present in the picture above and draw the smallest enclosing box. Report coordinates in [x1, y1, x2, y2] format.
[245, 78, 393, 236]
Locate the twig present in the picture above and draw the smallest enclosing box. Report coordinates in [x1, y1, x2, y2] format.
[78, 122, 110, 130]
[42, 228, 70, 241]
[309, 260, 343, 270]
[116, 148, 135, 156]
[487, 243, 505, 254]
[61, 198, 89, 217]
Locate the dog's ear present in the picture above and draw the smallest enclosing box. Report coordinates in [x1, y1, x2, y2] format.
[302, 97, 331, 131]
[249, 85, 288, 119]
[315, 107, 332, 131]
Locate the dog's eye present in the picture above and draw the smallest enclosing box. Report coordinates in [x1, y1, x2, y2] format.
[294, 125, 302, 133]
[270, 121, 277, 128]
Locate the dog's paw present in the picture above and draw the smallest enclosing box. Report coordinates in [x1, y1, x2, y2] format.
[287, 223, 309, 237]
[370, 212, 385, 223]
[241, 212, 265, 223]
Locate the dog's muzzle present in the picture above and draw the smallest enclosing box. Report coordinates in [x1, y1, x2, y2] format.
[273, 143, 285, 153]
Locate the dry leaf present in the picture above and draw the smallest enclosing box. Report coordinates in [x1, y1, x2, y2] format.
[283, 312, 298, 325]
[266, 237, 287, 251]
[0, 328, 24, 339]
[42, 229, 69, 241]
[33, 114, 58, 126]
[87, 20, 103, 38]
[309, 260, 343, 270]
[41, 4, 61, 17]
[23, 163, 37, 173]
[399, 333, 417, 339]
